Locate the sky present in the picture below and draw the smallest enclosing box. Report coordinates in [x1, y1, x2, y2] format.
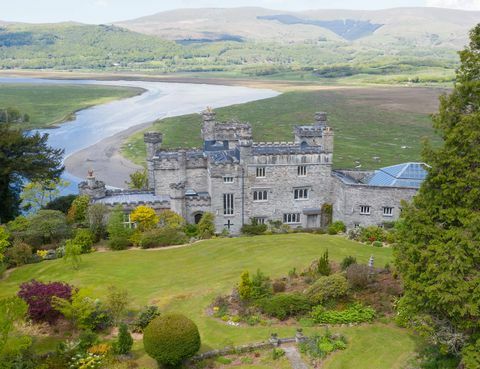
[0, 0, 479, 24]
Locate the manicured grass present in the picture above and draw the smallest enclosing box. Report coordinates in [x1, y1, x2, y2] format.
[0, 83, 142, 129]
[122, 88, 442, 169]
[0, 234, 418, 368]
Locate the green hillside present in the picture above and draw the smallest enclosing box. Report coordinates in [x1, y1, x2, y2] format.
[0, 11, 466, 84]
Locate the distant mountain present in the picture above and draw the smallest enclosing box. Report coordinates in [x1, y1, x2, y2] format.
[116, 7, 480, 46]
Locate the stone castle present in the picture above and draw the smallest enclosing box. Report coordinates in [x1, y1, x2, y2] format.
[80, 109, 427, 234]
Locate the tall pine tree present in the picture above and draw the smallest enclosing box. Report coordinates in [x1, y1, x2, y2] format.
[395, 25, 480, 367]
[0, 124, 64, 222]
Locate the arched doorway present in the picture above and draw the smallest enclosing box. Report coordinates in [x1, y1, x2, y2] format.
[193, 212, 204, 224]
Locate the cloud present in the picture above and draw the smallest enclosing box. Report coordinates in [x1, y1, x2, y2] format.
[426, 0, 480, 10]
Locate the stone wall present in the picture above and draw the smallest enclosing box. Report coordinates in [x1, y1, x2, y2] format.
[332, 177, 417, 228]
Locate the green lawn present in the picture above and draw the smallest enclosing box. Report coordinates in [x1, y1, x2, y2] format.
[0, 234, 419, 368]
[0, 83, 143, 129]
[122, 88, 442, 170]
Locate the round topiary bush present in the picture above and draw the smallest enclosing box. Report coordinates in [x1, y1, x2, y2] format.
[143, 313, 201, 367]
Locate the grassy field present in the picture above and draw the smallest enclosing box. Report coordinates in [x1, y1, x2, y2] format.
[0, 234, 419, 368]
[122, 87, 443, 170]
[0, 83, 143, 129]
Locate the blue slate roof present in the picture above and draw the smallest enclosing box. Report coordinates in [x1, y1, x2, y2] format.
[364, 162, 429, 188]
[206, 149, 240, 163]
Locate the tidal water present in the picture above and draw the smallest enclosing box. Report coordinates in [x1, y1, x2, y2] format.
[0, 77, 278, 191]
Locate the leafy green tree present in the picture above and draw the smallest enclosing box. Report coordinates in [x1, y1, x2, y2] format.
[105, 286, 129, 324]
[158, 210, 186, 229]
[0, 124, 63, 222]
[0, 227, 10, 264]
[20, 178, 69, 212]
[87, 203, 108, 241]
[126, 169, 148, 190]
[52, 289, 97, 331]
[44, 194, 77, 214]
[67, 194, 90, 224]
[0, 296, 31, 365]
[24, 210, 71, 248]
[197, 212, 215, 239]
[107, 205, 133, 250]
[395, 25, 480, 364]
[130, 206, 158, 232]
[64, 239, 82, 270]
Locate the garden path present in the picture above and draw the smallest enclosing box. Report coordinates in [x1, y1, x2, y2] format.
[283, 345, 310, 369]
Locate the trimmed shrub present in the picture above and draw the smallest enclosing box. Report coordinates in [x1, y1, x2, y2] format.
[256, 293, 311, 320]
[299, 332, 347, 358]
[327, 221, 346, 235]
[18, 279, 74, 324]
[359, 226, 386, 243]
[108, 237, 131, 251]
[372, 240, 383, 247]
[4, 241, 32, 267]
[139, 227, 188, 249]
[143, 314, 201, 367]
[310, 303, 376, 324]
[132, 306, 161, 333]
[241, 219, 267, 236]
[346, 264, 370, 289]
[114, 323, 133, 355]
[340, 256, 357, 271]
[305, 274, 349, 305]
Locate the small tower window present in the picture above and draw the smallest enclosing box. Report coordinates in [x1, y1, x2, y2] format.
[298, 165, 307, 176]
[223, 176, 234, 183]
[256, 167, 266, 178]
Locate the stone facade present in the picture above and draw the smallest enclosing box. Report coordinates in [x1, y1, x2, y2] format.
[79, 109, 427, 234]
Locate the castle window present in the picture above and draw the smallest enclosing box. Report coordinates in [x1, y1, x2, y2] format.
[223, 176, 234, 183]
[354, 223, 360, 228]
[383, 207, 394, 217]
[360, 205, 371, 215]
[294, 188, 309, 200]
[123, 213, 136, 229]
[283, 213, 301, 224]
[253, 190, 268, 201]
[298, 165, 307, 176]
[256, 167, 266, 178]
[223, 193, 234, 215]
[253, 217, 266, 225]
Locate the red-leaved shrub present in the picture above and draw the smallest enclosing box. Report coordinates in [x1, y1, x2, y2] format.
[18, 279, 74, 324]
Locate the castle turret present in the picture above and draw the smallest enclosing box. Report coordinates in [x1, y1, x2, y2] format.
[294, 112, 334, 153]
[78, 170, 106, 199]
[144, 132, 163, 190]
[238, 138, 253, 164]
[201, 108, 216, 141]
[144, 132, 163, 161]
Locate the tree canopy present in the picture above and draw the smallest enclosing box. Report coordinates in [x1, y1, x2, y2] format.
[395, 24, 480, 366]
[0, 124, 64, 222]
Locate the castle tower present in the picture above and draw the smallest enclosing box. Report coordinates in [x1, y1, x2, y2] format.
[294, 112, 334, 153]
[78, 170, 106, 199]
[238, 138, 253, 164]
[201, 107, 216, 141]
[144, 132, 163, 190]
